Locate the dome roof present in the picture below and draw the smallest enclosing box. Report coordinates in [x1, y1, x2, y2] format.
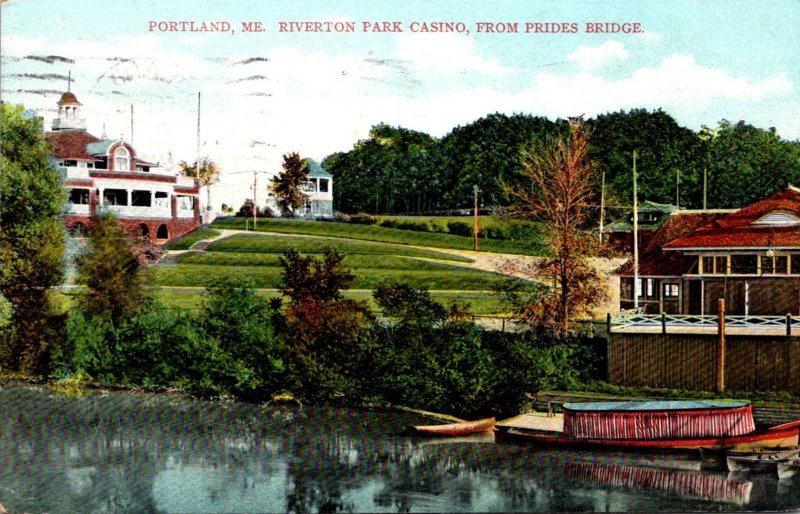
[57, 91, 81, 106]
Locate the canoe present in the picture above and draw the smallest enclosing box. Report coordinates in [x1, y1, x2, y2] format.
[700, 446, 799, 472]
[496, 400, 800, 452]
[412, 417, 496, 437]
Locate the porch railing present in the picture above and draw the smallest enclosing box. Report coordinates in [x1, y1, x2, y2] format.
[609, 311, 800, 336]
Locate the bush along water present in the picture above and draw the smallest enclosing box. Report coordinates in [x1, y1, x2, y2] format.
[54, 249, 602, 418]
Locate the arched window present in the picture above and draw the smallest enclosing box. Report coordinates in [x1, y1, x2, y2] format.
[114, 146, 130, 172]
[156, 224, 169, 240]
[69, 222, 85, 237]
[138, 224, 150, 237]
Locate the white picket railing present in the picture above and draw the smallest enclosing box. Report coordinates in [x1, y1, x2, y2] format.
[610, 312, 800, 335]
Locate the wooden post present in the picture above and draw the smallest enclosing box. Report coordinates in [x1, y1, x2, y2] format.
[661, 312, 666, 334]
[473, 184, 480, 252]
[787, 313, 792, 337]
[717, 298, 726, 392]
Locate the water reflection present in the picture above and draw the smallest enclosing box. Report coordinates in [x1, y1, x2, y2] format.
[0, 383, 797, 513]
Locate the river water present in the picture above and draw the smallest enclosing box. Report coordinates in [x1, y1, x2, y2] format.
[0, 382, 797, 513]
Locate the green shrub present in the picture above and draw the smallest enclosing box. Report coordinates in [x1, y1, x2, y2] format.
[447, 221, 473, 237]
[349, 214, 378, 225]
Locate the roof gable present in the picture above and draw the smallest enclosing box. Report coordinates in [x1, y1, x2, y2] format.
[662, 187, 800, 250]
[752, 211, 800, 226]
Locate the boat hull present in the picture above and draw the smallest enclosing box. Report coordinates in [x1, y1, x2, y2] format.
[497, 424, 799, 452]
[413, 417, 496, 437]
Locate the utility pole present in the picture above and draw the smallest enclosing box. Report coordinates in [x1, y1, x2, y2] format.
[676, 168, 681, 209]
[195, 92, 201, 181]
[703, 167, 708, 210]
[130, 104, 134, 146]
[473, 184, 480, 251]
[253, 171, 258, 230]
[599, 169, 605, 244]
[633, 149, 639, 311]
[717, 298, 726, 392]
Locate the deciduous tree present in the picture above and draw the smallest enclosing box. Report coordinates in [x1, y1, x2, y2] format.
[506, 123, 606, 337]
[270, 152, 308, 216]
[76, 212, 146, 324]
[179, 157, 220, 212]
[0, 103, 66, 373]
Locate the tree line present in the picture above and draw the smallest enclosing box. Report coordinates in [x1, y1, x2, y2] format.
[323, 110, 800, 214]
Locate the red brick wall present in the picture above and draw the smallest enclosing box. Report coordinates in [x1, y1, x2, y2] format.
[63, 214, 199, 244]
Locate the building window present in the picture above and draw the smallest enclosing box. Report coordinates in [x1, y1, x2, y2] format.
[775, 255, 788, 274]
[715, 256, 727, 274]
[319, 179, 329, 193]
[131, 190, 152, 207]
[792, 255, 800, 275]
[177, 195, 194, 210]
[154, 192, 169, 207]
[635, 278, 654, 299]
[103, 189, 128, 206]
[68, 188, 90, 205]
[664, 283, 679, 298]
[730, 254, 757, 274]
[761, 254, 789, 275]
[114, 147, 130, 172]
[702, 256, 713, 274]
[760, 255, 774, 275]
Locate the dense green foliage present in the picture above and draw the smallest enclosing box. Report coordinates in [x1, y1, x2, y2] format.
[0, 103, 66, 374]
[270, 152, 309, 216]
[705, 120, 800, 208]
[55, 247, 601, 417]
[586, 109, 707, 209]
[323, 109, 800, 215]
[76, 213, 146, 324]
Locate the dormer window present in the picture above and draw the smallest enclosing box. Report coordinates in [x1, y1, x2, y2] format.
[753, 211, 800, 226]
[114, 147, 130, 172]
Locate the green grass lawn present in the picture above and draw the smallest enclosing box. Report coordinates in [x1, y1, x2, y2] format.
[151, 262, 516, 291]
[151, 289, 510, 316]
[164, 227, 222, 250]
[203, 234, 472, 262]
[149, 217, 535, 316]
[212, 217, 543, 255]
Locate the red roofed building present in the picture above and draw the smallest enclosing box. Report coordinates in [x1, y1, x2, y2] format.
[47, 90, 200, 241]
[616, 186, 800, 316]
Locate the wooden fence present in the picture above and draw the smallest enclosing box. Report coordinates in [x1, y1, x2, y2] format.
[608, 332, 800, 393]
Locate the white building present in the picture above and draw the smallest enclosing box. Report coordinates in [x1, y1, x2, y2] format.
[46, 90, 200, 241]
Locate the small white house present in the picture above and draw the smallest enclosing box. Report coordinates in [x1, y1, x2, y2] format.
[300, 159, 333, 218]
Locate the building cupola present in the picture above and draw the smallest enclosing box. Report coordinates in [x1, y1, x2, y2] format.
[52, 90, 87, 131]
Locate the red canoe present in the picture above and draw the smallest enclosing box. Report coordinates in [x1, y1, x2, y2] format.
[413, 417, 496, 437]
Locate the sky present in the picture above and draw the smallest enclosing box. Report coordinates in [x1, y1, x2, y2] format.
[1, 0, 798, 211]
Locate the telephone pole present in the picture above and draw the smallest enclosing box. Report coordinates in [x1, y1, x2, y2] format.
[599, 169, 605, 244]
[253, 171, 258, 230]
[473, 184, 481, 251]
[633, 149, 639, 311]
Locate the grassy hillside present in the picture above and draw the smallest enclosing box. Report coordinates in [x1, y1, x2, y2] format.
[151, 227, 531, 315]
[211, 216, 545, 255]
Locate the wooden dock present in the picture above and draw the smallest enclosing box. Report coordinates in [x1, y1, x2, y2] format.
[497, 411, 564, 433]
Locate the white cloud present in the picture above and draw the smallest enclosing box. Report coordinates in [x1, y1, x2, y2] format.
[567, 41, 629, 70]
[521, 53, 793, 121]
[3, 31, 796, 210]
[0, 34, 49, 54]
[394, 32, 513, 76]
